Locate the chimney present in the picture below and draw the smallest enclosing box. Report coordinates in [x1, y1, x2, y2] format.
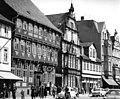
[81, 16, 84, 21]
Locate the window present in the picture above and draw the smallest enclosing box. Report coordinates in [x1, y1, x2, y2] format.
[34, 25, 38, 38]
[26, 41, 31, 53]
[32, 43, 36, 55]
[90, 48, 92, 57]
[11, 69, 15, 74]
[20, 40, 25, 52]
[28, 23, 33, 36]
[84, 61, 86, 70]
[39, 27, 43, 39]
[52, 33, 55, 43]
[93, 49, 96, 58]
[14, 38, 19, 50]
[37, 44, 42, 56]
[23, 21, 28, 30]
[93, 64, 95, 71]
[4, 48, 8, 63]
[44, 28, 47, 41]
[16, 70, 21, 77]
[87, 62, 89, 70]
[16, 18, 22, 29]
[23, 71, 27, 82]
[90, 63, 92, 71]
[4, 26, 9, 37]
[30, 64, 33, 70]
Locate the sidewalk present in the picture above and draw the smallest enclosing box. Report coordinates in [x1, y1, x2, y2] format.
[6, 95, 54, 99]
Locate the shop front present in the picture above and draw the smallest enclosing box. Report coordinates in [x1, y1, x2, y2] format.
[0, 71, 22, 98]
[82, 74, 101, 94]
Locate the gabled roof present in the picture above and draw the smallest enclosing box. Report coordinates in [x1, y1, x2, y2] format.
[0, 14, 14, 25]
[77, 20, 105, 33]
[97, 22, 105, 33]
[47, 12, 68, 30]
[3, 0, 62, 34]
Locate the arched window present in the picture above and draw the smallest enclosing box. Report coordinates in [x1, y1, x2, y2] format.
[14, 38, 19, 50]
[39, 27, 43, 39]
[28, 23, 33, 36]
[34, 25, 38, 38]
[16, 18, 22, 29]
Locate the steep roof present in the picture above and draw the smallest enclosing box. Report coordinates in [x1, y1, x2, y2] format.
[3, 0, 62, 34]
[0, 14, 14, 25]
[47, 12, 68, 31]
[97, 22, 105, 33]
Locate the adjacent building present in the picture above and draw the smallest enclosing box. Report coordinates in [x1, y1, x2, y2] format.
[111, 30, 120, 85]
[80, 42, 102, 93]
[0, 14, 22, 97]
[76, 17, 118, 88]
[0, 0, 62, 94]
[47, 3, 81, 89]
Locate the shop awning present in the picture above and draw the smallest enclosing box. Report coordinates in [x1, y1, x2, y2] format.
[102, 76, 118, 86]
[82, 74, 101, 78]
[0, 71, 23, 81]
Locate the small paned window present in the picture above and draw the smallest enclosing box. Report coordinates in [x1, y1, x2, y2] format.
[14, 38, 19, 50]
[32, 43, 36, 55]
[44, 28, 47, 41]
[4, 48, 8, 63]
[34, 25, 38, 38]
[93, 49, 96, 58]
[28, 23, 33, 36]
[20, 40, 25, 52]
[4, 26, 9, 37]
[37, 44, 42, 56]
[16, 18, 22, 29]
[23, 21, 28, 30]
[26, 41, 31, 53]
[39, 27, 43, 39]
[52, 32, 55, 43]
[17, 70, 21, 77]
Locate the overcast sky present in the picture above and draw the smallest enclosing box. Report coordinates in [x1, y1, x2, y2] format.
[31, 0, 120, 36]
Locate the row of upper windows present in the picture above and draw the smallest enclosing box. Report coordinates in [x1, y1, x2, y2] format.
[62, 42, 81, 57]
[0, 24, 11, 38]
[62, 54, 80, 70]
[16, 18, 60, 45]
[83, 61, 101, 72]
[14, 38, 58, 62]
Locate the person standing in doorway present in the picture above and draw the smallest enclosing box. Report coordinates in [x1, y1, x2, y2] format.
[11, 84, 17, 99]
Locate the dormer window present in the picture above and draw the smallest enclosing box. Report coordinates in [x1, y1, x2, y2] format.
[93, 49, 96, 58]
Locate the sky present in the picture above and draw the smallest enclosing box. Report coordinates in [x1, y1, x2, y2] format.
[31, 0, 120, 36]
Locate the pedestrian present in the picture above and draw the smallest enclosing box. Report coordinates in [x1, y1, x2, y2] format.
[31, 85, 35, 99]
[81, 87, 84, 94]
[89, 87, 92, 94]
[21, 90, 25, 99]
[65, 86, 70, 99]
[11, 84, 17, 99]
[57, 86, 61, 95]
[2, 83, 7, 99]
[52, 88, 55, 98]
[44, 86, 47, 98]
